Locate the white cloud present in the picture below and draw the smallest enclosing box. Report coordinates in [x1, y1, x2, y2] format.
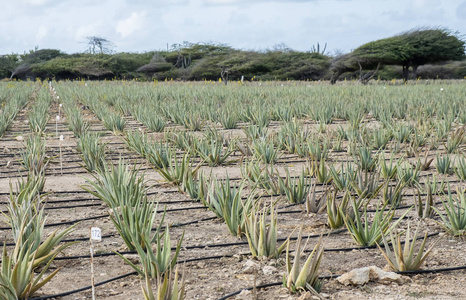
[74, 24, 98, 42]
[21, 0, 52, 6]
[36, 25, 48, 42]
[116, 11, 147, 38]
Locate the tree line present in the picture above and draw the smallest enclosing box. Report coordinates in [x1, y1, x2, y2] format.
[0, 28, 464, 83]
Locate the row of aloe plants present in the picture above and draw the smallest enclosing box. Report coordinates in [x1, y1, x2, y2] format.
[81, 158, 185, 299]
[1, 93, 77, 299]
[27, 86, 53, 134]
[51, 83, 186, 299]
[0, 82, 35, 138]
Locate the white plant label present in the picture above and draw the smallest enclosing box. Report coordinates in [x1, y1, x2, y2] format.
[59, 135, 64, 141]
[91, 227, 102, 241]
[56, 115, 60, 120]
[59, 103, 62, 107]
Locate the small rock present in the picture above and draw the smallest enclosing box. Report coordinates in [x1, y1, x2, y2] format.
[15, 135, 24, 141]
[236, 289, 251, 299]
[3, 147, 10, 154]
[297, 292, 312, 300]
[337, 266, 408, 286]
[123, 254, 139, 264]
[320, 293, 330, 298]
[262, 265, 278, 276]
[241, 260, 259, 274]
[197, 262, 206, 269]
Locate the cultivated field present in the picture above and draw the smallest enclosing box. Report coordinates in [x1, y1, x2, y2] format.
[1, 80, 466, 299]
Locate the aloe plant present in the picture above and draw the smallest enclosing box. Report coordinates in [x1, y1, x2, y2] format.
[146, 141, 173, 169]
[102, 112, 126, 134]
[454, 155, 466, 180]
[182, 171, 208, 201]
[218, 110, 239, 129]
[327, 191, 351, 229]
[0, 91, 31, 138]
[243, 205, 287, 259]
[252, 137, 280, 164]
[445, 127, 464, 154]
[244, 106, 270, 128]
[8, 179, 76, 268]
[392, 123, 412, 144]
[156, 153, 201, 187]
[413, 187, 435, 219]
[343, 201, 410, 246]
[202, 177, 255, 237]
[279, 168, 311, 204]
[306, 182, 328, 214]
[354, 146, 377, 172]
[28, 90, 51, 134]
[166, 130, 199, 153]
[411, 151, 434, 171]
[397, 163, 421, 187]
[118, 228, 183, 277]
[133, 106, 166, 132]
[329, 163, 356, 192]
[435, 154, 454, 175]
[370, 128, 391, 150]
[284, 228, 324, 294]
[0, 243, 60, 300]
[381, 180, 406, 207]
[125, 130, 150, 157]
[311, 159, 333, 185]
[66, 107, 89, 138]
[433, 187, 466, 236]
[419, 174, 446, 196]
[142, 266, 185, 300]
[240, 161, 283, 195]
[272, 105, 295, 122]
[196, 137, 235, 167]
[352, 169, 383, 200]
[77, 132, 107, 173]
[377, 222, 439, 271]
[181, 112, 204, 131]
[19, 135, 49, 176]
[243, 124, 268, 140]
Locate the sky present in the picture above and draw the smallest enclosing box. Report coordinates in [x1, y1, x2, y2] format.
[1, 0, 465, 55]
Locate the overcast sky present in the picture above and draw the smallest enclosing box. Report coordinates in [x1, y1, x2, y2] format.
[1, 0, 465, 55]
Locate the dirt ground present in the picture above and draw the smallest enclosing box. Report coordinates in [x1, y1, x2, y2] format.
[1, 96, 465, 300]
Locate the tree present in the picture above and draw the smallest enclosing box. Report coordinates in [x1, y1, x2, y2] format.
[330, 28, 465, 83]
[10, 49, 65, 80]
[0, 54, 19, 78]
[136, 52, 173, 79]
[86, 36, 114, 54]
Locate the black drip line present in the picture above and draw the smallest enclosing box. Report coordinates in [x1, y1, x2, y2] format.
[0, 196, 193, 206]
[0, 205, 210, 230]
